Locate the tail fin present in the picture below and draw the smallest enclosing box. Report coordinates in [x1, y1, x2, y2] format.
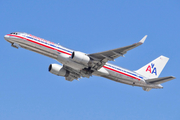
[135, 55, 169, 79]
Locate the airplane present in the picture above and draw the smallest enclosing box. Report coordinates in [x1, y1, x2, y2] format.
[4, 32, 175, 91]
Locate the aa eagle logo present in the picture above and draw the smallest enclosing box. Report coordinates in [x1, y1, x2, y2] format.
[146, 63, 157, 75]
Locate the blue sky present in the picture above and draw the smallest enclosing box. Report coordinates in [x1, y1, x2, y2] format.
[0, 0, 180, 120]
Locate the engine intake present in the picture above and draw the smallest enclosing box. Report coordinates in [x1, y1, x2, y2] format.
[71, 51, 90, 65]
[48, 64, 69, 76]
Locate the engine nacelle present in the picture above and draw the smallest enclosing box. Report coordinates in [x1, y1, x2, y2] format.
[48, 64, 68, 76]
[71, 51, 90, 65]
[57, 53, 85, 70]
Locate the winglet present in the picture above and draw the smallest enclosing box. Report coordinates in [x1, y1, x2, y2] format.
[139, 35, 147, 44]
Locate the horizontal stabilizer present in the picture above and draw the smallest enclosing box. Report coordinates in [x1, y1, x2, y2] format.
[145, 76, 175, 84]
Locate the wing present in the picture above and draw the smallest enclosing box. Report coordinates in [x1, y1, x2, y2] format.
[60, 35, 147, 81]
[89, 35, 147, 61]
[88, 35, 147, 70]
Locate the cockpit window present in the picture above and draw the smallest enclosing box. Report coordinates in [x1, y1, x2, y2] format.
[10, 32, 18, 35]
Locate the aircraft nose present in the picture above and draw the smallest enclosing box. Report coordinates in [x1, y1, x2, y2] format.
[4, 35, 9, 41]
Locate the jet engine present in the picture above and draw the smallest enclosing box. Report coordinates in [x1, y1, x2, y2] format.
[71, 51, 90, 65]
[48, 64, 69, 76]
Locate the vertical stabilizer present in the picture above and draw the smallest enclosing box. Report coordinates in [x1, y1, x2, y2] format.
[135, 55, 169, 79]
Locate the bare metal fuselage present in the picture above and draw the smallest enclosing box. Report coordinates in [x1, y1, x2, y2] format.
[4, 33, 162, 89]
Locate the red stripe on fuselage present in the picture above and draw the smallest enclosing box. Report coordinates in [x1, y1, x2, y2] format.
[7, 34, 71, 55]
[103, 66, 141, 80]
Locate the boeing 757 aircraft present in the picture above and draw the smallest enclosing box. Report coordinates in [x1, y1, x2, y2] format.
[4, 32, 175, 91]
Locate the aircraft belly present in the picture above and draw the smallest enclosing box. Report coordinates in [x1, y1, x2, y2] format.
[102, 69, 147, 87]
[15, 39, 58, 59]
[104, 68, 162, 88]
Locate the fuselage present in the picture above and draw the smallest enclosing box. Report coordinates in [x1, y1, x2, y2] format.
[4, 32, 162, 89]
